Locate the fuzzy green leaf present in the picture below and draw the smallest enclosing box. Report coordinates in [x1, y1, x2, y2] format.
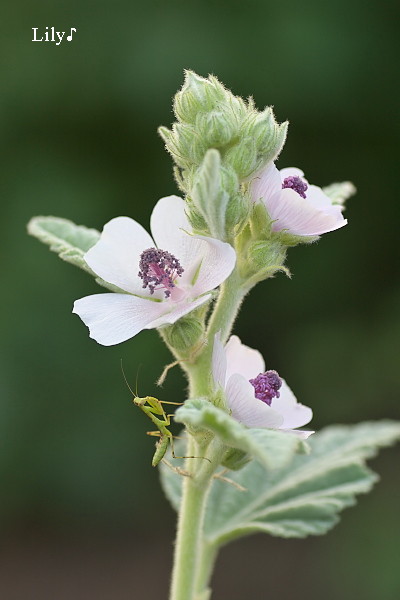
[174, 398, 307, 471]
[27, 216, 124, 292]
[190, 149, 229, 240]
[160, 421, 400, 543]
[205, 421, 400, 544]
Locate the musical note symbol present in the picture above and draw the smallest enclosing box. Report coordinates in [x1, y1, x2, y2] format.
[67, 28, 76, 41]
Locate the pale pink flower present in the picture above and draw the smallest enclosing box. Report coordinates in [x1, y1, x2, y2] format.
[250, 163, 347, 236]
[73, 196, 236, 346]
[212, 333, 314, 438]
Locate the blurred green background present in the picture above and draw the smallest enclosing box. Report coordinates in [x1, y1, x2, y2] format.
[1, 0, 399, 598]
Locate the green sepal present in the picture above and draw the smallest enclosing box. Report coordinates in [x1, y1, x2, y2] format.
[249, 201, 319, 247]
[274, 230, 319, 247]
[245, 240, 288, 278]
[174, 397, 307, 471]
[161, 314, 206, 354]
[27, 216, 125, 293]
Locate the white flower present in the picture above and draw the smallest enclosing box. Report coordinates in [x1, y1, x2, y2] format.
[73, 196, 236, 346]
[250, 163, 347, 236]
[212, 333, 314, 438]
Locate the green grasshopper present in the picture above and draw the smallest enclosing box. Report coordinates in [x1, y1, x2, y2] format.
[121, 363, 208, 467]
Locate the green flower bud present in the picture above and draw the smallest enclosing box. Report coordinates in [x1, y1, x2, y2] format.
[190, 149, 229, 240]
[185, 200, 209, 235]
[221, 447, 251, 471]
[162, 315, 206, 353]
[173, 123, 207, 167]
[248, 200, 273, 239]
[158, 126, 190, 170]
[224, 137, 258, 180]
[241, 108, 288, 174]
[173, 71, 227, 124]
[247, 240, 287, 272]
[225, 193, 250, 237]
[220, 163, 239, 196]
[196, 110, 238, 148]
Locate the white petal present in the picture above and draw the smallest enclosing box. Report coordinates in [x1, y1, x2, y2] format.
[150, 195, 202, 274]
[150, 196, 236, 292]
[270, 188, 347, 236]
[84, 217, 154, 294]
[250, 162, 282, 207]
[144, 294, 212, 329]
[224, 336, 265, 383]
[279, 167, 305, 180]
[284, 429, 315, 439]
[190, 235, 236, 296]
[212, 332, 227, 389]
[306, 184, 334, 210]
[73, 293, 166, 346]
[226, 374, 284, 429]
[270, 379, 313, 429]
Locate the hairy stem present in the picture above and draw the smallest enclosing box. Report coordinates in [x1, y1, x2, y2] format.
[168, 266, 252, 600]
[189, 268, 250, 397]
[168, 438, 223, 600]
[194, 541, 219, 599]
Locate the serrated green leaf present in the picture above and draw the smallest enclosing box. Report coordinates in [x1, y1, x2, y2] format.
[27, 216, 124, 293]
[204, 421, 400, 544]
[174, 398, 307, 471]
[160, 421, 400, 544]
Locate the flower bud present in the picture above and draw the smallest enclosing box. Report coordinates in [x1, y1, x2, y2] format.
[220, 163, 239, 197]
[190, 149, 229, 240]
[185, 200, 209, 235]
[242, 108, 288, 174]
[158, 126, 190, 170]
[196, 110, 238, 148]
[173, 123, 207, 167]
[162, 315, 205, 353]
[173, 71, 227, 124]
[225, 193, 250, 237]
[221, 447, 251, 471]
[224, 137, 258, 180]
[247, 240, 287, 273]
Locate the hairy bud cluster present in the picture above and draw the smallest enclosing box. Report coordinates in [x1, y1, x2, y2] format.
[159, 71, 288, 241]
[160, 71, 287, 183]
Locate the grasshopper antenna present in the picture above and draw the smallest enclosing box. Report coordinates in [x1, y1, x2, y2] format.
[120, 359, 141, 397]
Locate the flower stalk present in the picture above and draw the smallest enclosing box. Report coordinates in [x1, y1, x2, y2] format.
[169, 436, 223, 600]
[168, 264, 250, 600]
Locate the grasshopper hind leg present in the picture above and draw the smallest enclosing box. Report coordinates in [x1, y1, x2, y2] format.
[170, 437, 211, 463]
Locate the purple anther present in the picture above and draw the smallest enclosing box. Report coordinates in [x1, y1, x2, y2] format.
[138, 248, 184, 298]
[249, 370, 282, 406]
[282, 175, 308, 199]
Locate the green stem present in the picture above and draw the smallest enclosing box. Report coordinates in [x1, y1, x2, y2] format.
[168, 438, 223, 600]
[194, 541, 219, 600]
[168, 266, 253, 600]
[189, 268, 250, 397]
